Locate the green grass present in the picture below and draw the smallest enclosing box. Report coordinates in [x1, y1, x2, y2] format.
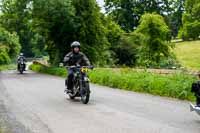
[30, 64, 196, 101]
[174, 40, 200, 70]
[0, 64, 16, 71]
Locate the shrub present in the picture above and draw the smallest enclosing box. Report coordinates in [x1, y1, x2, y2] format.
[0, 51, 11, 65]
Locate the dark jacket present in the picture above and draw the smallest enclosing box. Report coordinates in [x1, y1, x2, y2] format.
[17, 56, 26, 63]
[192, 81, 200, 98]
[63, 52, 91, 66]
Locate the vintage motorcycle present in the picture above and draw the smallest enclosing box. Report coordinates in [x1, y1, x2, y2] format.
[190, 103, 200, 116]
[18, 58, 26, 74]
[65, 65, 93, 104]
[190, 82, 200, 116]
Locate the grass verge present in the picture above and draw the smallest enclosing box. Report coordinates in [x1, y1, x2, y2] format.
[175, 40, 200, 70]
[0, 64, 16, 71]
[30, 64, 196, 101]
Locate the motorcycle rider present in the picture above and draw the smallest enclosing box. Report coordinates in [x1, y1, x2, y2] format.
[17, 53, 26, 71]
[192, 74, 200, 107]
[63, 41, 91, 93]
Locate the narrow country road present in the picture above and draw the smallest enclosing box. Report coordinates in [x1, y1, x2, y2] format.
[0, 70, 200, 133]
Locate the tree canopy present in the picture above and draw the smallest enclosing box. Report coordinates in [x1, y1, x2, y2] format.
[0, 0, 191, 68]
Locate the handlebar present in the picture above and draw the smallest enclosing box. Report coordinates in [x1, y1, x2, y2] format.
[65, 65, 94, 70]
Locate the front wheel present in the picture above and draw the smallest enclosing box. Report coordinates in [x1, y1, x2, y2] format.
[81, 82, 90, 104]
[19, 64, 24, 74]
[20, 68, 23, 74]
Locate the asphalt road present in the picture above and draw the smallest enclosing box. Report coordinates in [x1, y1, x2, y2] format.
[0, 70, 200, 133]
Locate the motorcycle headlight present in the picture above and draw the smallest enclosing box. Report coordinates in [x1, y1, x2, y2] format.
[81, 67, 88, 73]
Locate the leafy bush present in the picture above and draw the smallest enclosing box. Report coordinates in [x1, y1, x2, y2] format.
[0, 27, 21, 64]
[30, 64, 196, 101]
[30, 64, 67, 77]
[112, 32, 145, 66]
[0, 51, 11, 65]
[136, 13, 172, 66]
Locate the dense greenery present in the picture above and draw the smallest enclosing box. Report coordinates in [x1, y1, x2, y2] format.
[114, 13, 174, 67]
[105, 0, 184, 37]
[0, 26, 21, 65]
[0, 0, 183, 66]
[0, 0, 199, 68]
[135, 13, 172, 66]
[30, 64, 196, 101]
[0, 0, 123, 66]
[0, 0, 35, 57]
[179, 0, 200, 40]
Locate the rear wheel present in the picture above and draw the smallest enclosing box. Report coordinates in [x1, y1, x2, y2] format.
[81, 82, 90, 104]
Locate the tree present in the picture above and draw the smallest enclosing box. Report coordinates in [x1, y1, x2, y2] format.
[113, 32, 144, 66]
[32, 0, 76, 65]
[0, 0, 35, 57]
[72, 0, 112, 65]
[105, 0, 174, 32]
[136, 13, 172, 66]
[0, 26, 21, 64]
[179, 0, 200, 40]
[169, 0, 185, 38]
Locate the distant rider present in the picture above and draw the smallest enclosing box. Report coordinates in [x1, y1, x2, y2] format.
[63, 41, 91, 93]
[17, 53, 26, 71]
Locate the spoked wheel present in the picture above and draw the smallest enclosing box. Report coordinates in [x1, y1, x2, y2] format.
[20, 69, 23, 74]
[69, 94, 75, 100]
[81, 82, 90, 104]
[19, 65, 24, 74]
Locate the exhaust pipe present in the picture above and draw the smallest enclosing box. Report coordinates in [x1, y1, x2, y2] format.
[190, 103, 195, 112]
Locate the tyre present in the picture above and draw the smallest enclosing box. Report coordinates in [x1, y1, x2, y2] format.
[20, 68, 23, 74]
[69, 95, 75, 99]
[19, 64, 24, 74]
[81, 82, 90, 104]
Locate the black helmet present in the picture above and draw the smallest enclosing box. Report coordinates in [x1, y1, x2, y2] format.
[71, 41, 80, 48]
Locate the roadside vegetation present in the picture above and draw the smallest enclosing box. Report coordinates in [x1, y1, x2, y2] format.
[30, 64, 196, 101]
[0, 64, 16, 71]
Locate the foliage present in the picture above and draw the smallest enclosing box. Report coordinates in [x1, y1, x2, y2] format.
[179, 0, 200, 40]
[0, 64, 16, 71]
[113, 32, 144, 66]
[32, 0, 76, 65]
[30, 64, 67, 77]
[0, 0, 35, 57]
[0, 0, 188, 68]
[31, 0, 118, 66]
[105, 0, 180, 33]
[168, 0, 185, 38]
[0, 26, 21, 64]
[30, 64, 196, 101]
[72, 0, 113, 66]
[0, 51, 11, 64]
[135, 13, 172, 66]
